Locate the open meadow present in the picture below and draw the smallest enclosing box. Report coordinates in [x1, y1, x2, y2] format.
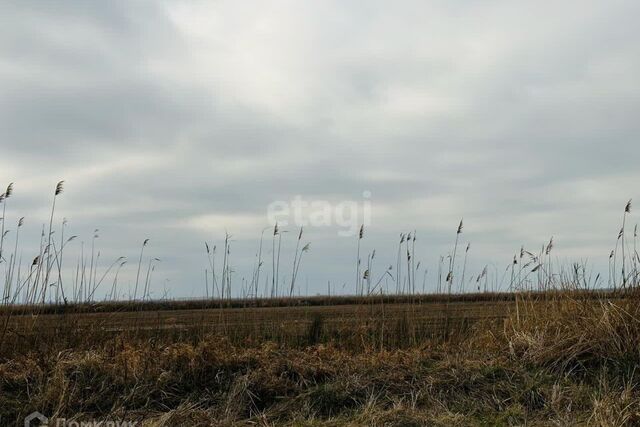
[1, 183, 640, 425]
[2, 291, 640, 426]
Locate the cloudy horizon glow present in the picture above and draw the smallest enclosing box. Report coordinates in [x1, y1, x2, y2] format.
[1, 0, 639, 299]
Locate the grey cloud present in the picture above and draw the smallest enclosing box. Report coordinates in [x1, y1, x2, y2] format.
[1, 0, 639, 297]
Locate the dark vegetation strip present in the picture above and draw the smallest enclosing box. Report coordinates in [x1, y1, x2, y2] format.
[0, 288, 623, 315]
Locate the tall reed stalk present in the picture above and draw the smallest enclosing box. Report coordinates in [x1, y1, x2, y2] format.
[255, 227, 268, 299]
[4, 217, 24, 304]
[460, 243, 470, 293]
[0, 185, 14, 304]
[271, 223, 278, 298]
[109, 260, 127, 301]
[290, 227, 303, 297]
[633, 224, 638, 287]
[356, 225, 363, 295]
[406, 232, 412, 294]
[292, 243, 310, 296]
[396, 234, 404, 294]
[134, 239, 149, 301]
[621, 200, 631, 289]
[411, 232, 416, 294]
[447, 219, 463, 295]
[41, 181, 64, 304]
[0, 184, 13, 283]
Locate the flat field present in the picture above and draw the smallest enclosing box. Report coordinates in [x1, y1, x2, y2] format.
[1, 293, 639, 426]
[6, 297, 510, 345]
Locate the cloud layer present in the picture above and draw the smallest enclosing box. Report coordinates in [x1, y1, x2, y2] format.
[1, 0, 639, 297]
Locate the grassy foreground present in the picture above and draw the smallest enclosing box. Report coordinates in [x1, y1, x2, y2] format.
[1, 292, 640, 426]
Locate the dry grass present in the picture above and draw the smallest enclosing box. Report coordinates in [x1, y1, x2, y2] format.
[1, 293, 640, 426]
[507, 294, 640, 372]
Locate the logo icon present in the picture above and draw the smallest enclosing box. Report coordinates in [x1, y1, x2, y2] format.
[24, 412, 48, 427]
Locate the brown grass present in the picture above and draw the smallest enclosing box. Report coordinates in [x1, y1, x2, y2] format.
[1, 292, 640, 426]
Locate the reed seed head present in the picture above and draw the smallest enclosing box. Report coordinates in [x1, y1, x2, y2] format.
[55, 180, 64, 196]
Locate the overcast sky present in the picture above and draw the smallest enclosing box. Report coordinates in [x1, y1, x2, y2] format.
[1, 0, 639, 299]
